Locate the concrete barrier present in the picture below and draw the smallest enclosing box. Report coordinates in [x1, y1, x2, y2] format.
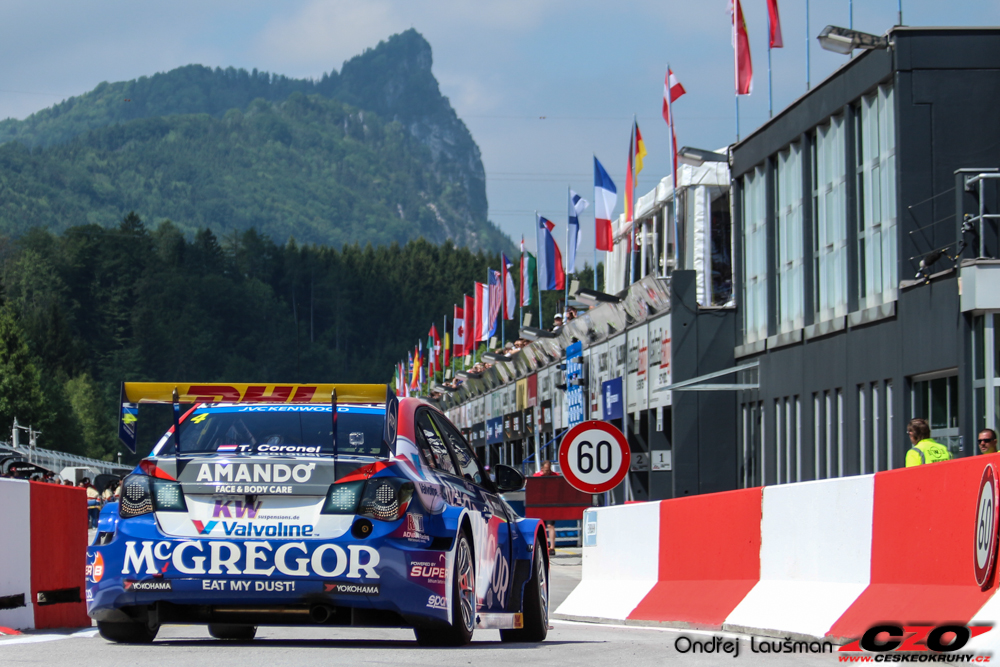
[554, 455, 1000, 650]
[0, 478, 90, 630]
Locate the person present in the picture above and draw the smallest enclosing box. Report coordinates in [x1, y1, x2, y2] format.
[84, 478, 101, 528]
[533, 460, 559, 556]
[551, 314, 563, 331]
[904, 418, 953, 467]
[979, 429, 998, 455]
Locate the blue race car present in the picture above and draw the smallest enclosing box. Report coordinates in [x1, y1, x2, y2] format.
[87, 383, 548, 645]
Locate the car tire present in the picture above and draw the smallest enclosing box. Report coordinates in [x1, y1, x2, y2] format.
[97, 620, 159, 643]
[500, 537, 548, 643]
[414, 531, 476, 647]
[208, 623, 257, 641]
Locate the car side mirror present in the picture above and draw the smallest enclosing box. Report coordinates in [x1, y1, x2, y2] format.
[493, 464, 525, 493]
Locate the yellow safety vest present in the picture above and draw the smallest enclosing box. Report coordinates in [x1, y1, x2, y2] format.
[905, 438, 953, 467]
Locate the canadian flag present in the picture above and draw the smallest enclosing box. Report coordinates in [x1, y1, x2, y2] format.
[452, 304, 464, 358]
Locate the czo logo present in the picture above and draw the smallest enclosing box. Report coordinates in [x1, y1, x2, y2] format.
[840, 625, 992, 653]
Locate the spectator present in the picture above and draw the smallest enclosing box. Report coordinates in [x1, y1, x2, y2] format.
[533, 460, 559, 556]
[904, 418, 953, 467]
[84, 478, 101, 528]
[551, 314, 563, 331]
[979, 429, 998, 455]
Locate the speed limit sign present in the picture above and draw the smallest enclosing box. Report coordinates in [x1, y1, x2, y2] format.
[558, 420, 631, 494]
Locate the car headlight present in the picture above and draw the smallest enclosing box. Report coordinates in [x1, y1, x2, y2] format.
[119, 474, 186, 518]
[358, 478, 414, 522]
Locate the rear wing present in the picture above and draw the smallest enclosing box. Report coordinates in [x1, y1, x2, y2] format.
[118, 382, 398, 454]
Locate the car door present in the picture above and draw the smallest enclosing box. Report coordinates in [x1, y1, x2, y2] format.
[428, 411, 515, 614]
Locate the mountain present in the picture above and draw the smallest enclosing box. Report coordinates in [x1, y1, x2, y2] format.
[0, 30, 505, 252]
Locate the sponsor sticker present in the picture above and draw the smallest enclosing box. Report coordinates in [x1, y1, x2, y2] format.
[201, 580, 297, 592]
[426, 594, 448, 610]
[125, 579, 173, 592]
[324, 582, 380, 596]
[88, 552, 105, 583]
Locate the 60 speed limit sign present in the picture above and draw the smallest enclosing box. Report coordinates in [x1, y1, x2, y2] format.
[558, 420, 631, 494]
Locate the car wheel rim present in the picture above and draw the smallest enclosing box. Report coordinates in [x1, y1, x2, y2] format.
[538, 551, 548, 622]
[457, 538, 475, 632]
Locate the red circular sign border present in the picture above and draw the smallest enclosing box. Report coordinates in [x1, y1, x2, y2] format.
[558, 420, 631, 494]
[974, 463, 999, 589]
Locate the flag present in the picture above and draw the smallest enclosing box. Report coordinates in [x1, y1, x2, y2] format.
[625, 131, 634, 223]
[594, 157, 617, 252]
[443, 331, 450, 367]
[463, 294, 475, 355]
[502, 254, 517, 319]
[474, 282, 488, 344]
[661, 68, 686, 125]
[520, 251, 536, 307]
[536, 215, 565, 291]
[733, 0, 753, 95]
[634, 121, 647, 176]
[410, 346, 420, 390]
[767, 0, 783, 48]
[487, 269, 501, 338]
[429, 324, 440, 376]
[452, 304, 464, 358]
[663, 67, 686, 188]
[567, 190, 588, 273]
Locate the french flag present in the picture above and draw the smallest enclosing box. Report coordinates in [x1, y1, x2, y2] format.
[594, 157, 617, 252]
[536, 215, 565, 291]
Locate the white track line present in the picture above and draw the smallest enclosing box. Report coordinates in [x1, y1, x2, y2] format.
[0, 629, 97, 646]
[551, 619, 747, 640]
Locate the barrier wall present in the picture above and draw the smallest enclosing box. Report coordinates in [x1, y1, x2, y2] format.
[0, 478, 90, 630]
[555, 455, 1000, 649]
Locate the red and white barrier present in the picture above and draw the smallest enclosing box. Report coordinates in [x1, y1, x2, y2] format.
[0, 478, 91, 631]
[555, 455, 1000, 650]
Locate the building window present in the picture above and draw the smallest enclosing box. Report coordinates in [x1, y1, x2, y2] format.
[911, 372, 960, 457]
[742, 165, 768, 343]
[972, 314, 1000, 444]
[776, 143, 804, 333]
[811, 115, 847, 323]
[855, 84, 897, 310]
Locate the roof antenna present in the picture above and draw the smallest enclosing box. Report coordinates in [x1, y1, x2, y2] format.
[172, 387, 182, 462]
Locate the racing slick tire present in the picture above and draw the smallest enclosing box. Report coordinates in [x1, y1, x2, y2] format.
[414, 531, 476, 647]
[208, 624, 258, 641]
[500, 537, 548, 643]
[97, 620, 159, 644]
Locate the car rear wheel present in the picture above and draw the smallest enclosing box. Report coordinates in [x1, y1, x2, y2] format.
[500, 537, 548, 643]
[97, 620, 159, 643]
[208, 623, 257, 641]
[414, 531, 475, 646]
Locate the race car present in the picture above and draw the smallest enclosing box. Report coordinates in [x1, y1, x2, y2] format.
[86, 383, 548, 646]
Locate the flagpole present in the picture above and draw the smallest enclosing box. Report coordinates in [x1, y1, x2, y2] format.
[519, 237, 524, 331]
[628, 116, 636, 286]
[806, 0, 811, 90]
[535, 212, 543, 329]
[767, 14, 773, 119]
[593, 156, 598, 292]
[667, 64, 679, 277]
[565, 186, 570, 320]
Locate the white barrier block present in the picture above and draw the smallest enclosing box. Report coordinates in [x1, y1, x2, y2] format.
[968, 593, 1000, 651]
[0, 479, 33, 630]
[555, 501, 659, 621]
[725, 475, 874, 638]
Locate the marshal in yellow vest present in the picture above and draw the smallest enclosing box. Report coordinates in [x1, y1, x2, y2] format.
[905, 438, 953, 467]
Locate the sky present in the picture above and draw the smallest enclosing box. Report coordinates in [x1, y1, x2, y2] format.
[1, 0, 998, 264]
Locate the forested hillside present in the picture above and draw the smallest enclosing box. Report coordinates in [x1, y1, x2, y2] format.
[0, 214, 501, 460]
[0, 29, 504, 252]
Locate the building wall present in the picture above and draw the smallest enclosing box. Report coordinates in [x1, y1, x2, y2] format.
[732, 28, 1000, 485]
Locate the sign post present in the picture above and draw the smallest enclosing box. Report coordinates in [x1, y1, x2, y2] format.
[558, 420, 631, 494]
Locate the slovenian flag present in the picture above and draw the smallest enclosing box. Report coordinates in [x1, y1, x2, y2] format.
[594, 157, 617, 252]
[567, 190, 588, 274]
[536, 215, 565, 291]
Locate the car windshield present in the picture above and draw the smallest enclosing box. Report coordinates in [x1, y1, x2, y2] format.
[159, 405, 389, 457]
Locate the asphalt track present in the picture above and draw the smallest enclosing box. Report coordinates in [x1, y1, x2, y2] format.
[0, 551, 837, 666]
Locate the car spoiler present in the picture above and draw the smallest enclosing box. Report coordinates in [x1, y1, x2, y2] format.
[118, 382, 398, 455]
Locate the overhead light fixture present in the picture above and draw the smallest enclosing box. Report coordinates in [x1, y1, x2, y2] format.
[483, 352, 513, 363]
[676, 146, 728, 167]
[576, 288, 622, 306]
[520, 326, 556, 341]
[816, 25, 888, 55]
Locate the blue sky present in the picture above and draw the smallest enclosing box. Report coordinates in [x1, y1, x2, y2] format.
[1, 1, 998, 262]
